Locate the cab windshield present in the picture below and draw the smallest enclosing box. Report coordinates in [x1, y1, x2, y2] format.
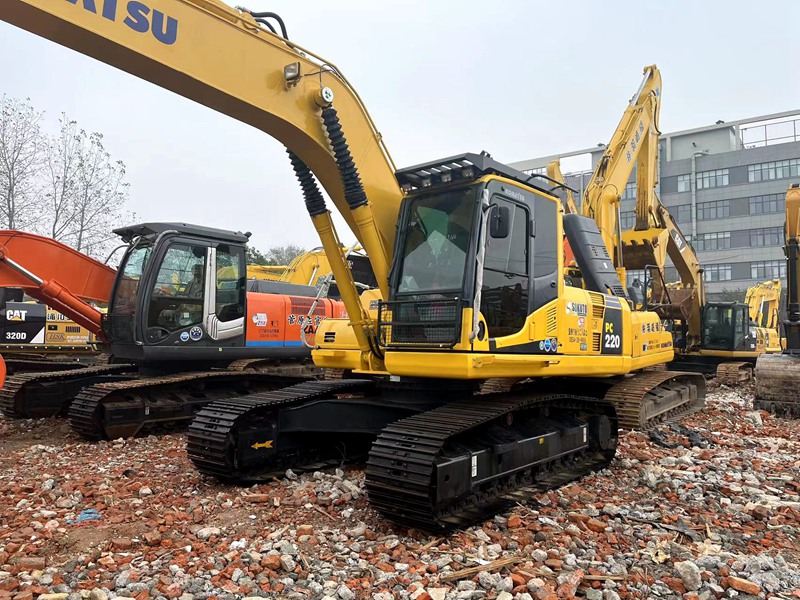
[703, 304, 748, 350]
[397, 187, 477, 294]
[111, 244, 152, 317]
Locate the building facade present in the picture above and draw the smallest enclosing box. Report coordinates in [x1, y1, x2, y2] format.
[509, 110, 800, 301]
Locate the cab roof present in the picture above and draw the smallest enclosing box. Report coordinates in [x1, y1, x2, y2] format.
[113, 222, 251, 244]
[396, 151, 556, 195]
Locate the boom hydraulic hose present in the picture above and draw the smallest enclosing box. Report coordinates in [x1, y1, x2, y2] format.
[321, 106, 390, 299]
[287, 150, 375, 361]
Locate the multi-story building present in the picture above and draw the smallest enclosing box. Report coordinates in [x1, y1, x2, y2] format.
[510, 110, 800, 300]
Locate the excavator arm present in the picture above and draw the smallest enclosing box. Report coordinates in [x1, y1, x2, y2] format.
[0, 231, 115, 336]
[745, 279, 781, 329]
[0, 0, 405, 366]
[582, 65, 662, 271]
[580, 65, 704, 345]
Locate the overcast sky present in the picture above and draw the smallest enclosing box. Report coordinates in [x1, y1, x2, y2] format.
[1, 0, 799, 252]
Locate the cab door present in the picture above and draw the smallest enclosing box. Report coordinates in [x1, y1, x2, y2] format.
[145, 241, 210, 344]
[203, 243, 246, 341]
[480, 197, 530, 339]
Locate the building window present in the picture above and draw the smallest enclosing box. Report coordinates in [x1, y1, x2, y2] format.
[677, 174, 691, 193]
[523, 167, 546, 176]
[693, 231, 731, 251]
[697, 200, 730, 220]
[676, 205, 691, 223]
[749, 193, 785, 214]
[622, 181, 636, 200]
[750, 227, 783, 247]
[704, 264, 732, 282]
[696, 169, 729, 189]
[620, 210, 635, 230]
[751, 260, 786, 280]
[747, 158, 800, 182]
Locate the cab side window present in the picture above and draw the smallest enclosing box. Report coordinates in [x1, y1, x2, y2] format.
[215, 244, 246, 322]
[481, 199, 529, 338]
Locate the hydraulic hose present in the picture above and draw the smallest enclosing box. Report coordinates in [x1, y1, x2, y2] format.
[320, 106, 368, 210]
[286, 150, 376, 361]
[244, 11, 288, 38]
[320, 105, 390, 298]
[287, 150, 327, 217]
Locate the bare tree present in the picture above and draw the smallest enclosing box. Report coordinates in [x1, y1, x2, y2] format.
[0, 96, 44, 230]
[54, 128, 130, 258]
[265, 244, 306, 266]
[43, 114, 82, 240]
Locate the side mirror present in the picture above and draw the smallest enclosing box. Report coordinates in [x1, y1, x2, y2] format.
[489, 205, 510, 239]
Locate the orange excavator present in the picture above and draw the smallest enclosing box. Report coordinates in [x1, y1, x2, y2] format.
[0, 224, 355, 439]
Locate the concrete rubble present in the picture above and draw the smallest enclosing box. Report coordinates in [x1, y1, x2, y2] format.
[0, 383, 799, 599]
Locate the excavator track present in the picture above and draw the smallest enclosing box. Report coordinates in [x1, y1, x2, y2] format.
[187, 379, 376, 480]
[226, 358, 320, 378]
[715, 361, 754, 385]
[4, 358, 93, 375]
[365, 392, 617, 531]
[754, 354, 800, 418]
[604, 370, 706, 430]
[4, 352, 108, 376]
[68, 370, 309, 440]
[0, 364, 135, 419]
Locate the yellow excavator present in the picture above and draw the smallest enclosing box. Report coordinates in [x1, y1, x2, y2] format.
[565, 66, 783, 384]
[755, 184, 800, 417]
[248, 245, 376, 297]
[0, 287, 103, 375]
[1, 1, 705, 530]
[745, 279, 782, 352]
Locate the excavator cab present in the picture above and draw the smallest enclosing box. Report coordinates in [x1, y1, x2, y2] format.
[105, 223, 248, 364]
[383, 153, 558, 350]
[701, 302, 755, 352]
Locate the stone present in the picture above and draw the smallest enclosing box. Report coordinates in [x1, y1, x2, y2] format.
[279, 555, 296, 572]
[457, 582, 476, 592]
[38, 596, 69, 600]
[586, 591, 603, 600]
[675, 561, 701, 592]
[496, 593, 513, 600]
[427, 589, 447, 600]
[531, 549, 548, 562]
[89, 589, 108, 600]
[195, 527, 221, 540]
[115, 571, 132, 589]
[13, 557, 46, 570]
[337, 585, 355, 600]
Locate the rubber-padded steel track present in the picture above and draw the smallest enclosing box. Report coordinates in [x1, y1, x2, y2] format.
[68, 370, 308, 440]
[0, 364, 134, 418]
[4, 358, 92, 375]
[716, 361, 753, 385]
[187, 379, 375, 480]
[754, 353, 800, 417]
[365, 392, 617, 531]
[604, 370, 706, 430]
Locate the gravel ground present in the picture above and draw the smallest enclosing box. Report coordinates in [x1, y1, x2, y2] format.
[0, 384, 799, 600]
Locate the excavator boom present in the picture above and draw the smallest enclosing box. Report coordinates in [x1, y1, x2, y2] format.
[0, 231, 114, 335]
[0, 0, 398, 303]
